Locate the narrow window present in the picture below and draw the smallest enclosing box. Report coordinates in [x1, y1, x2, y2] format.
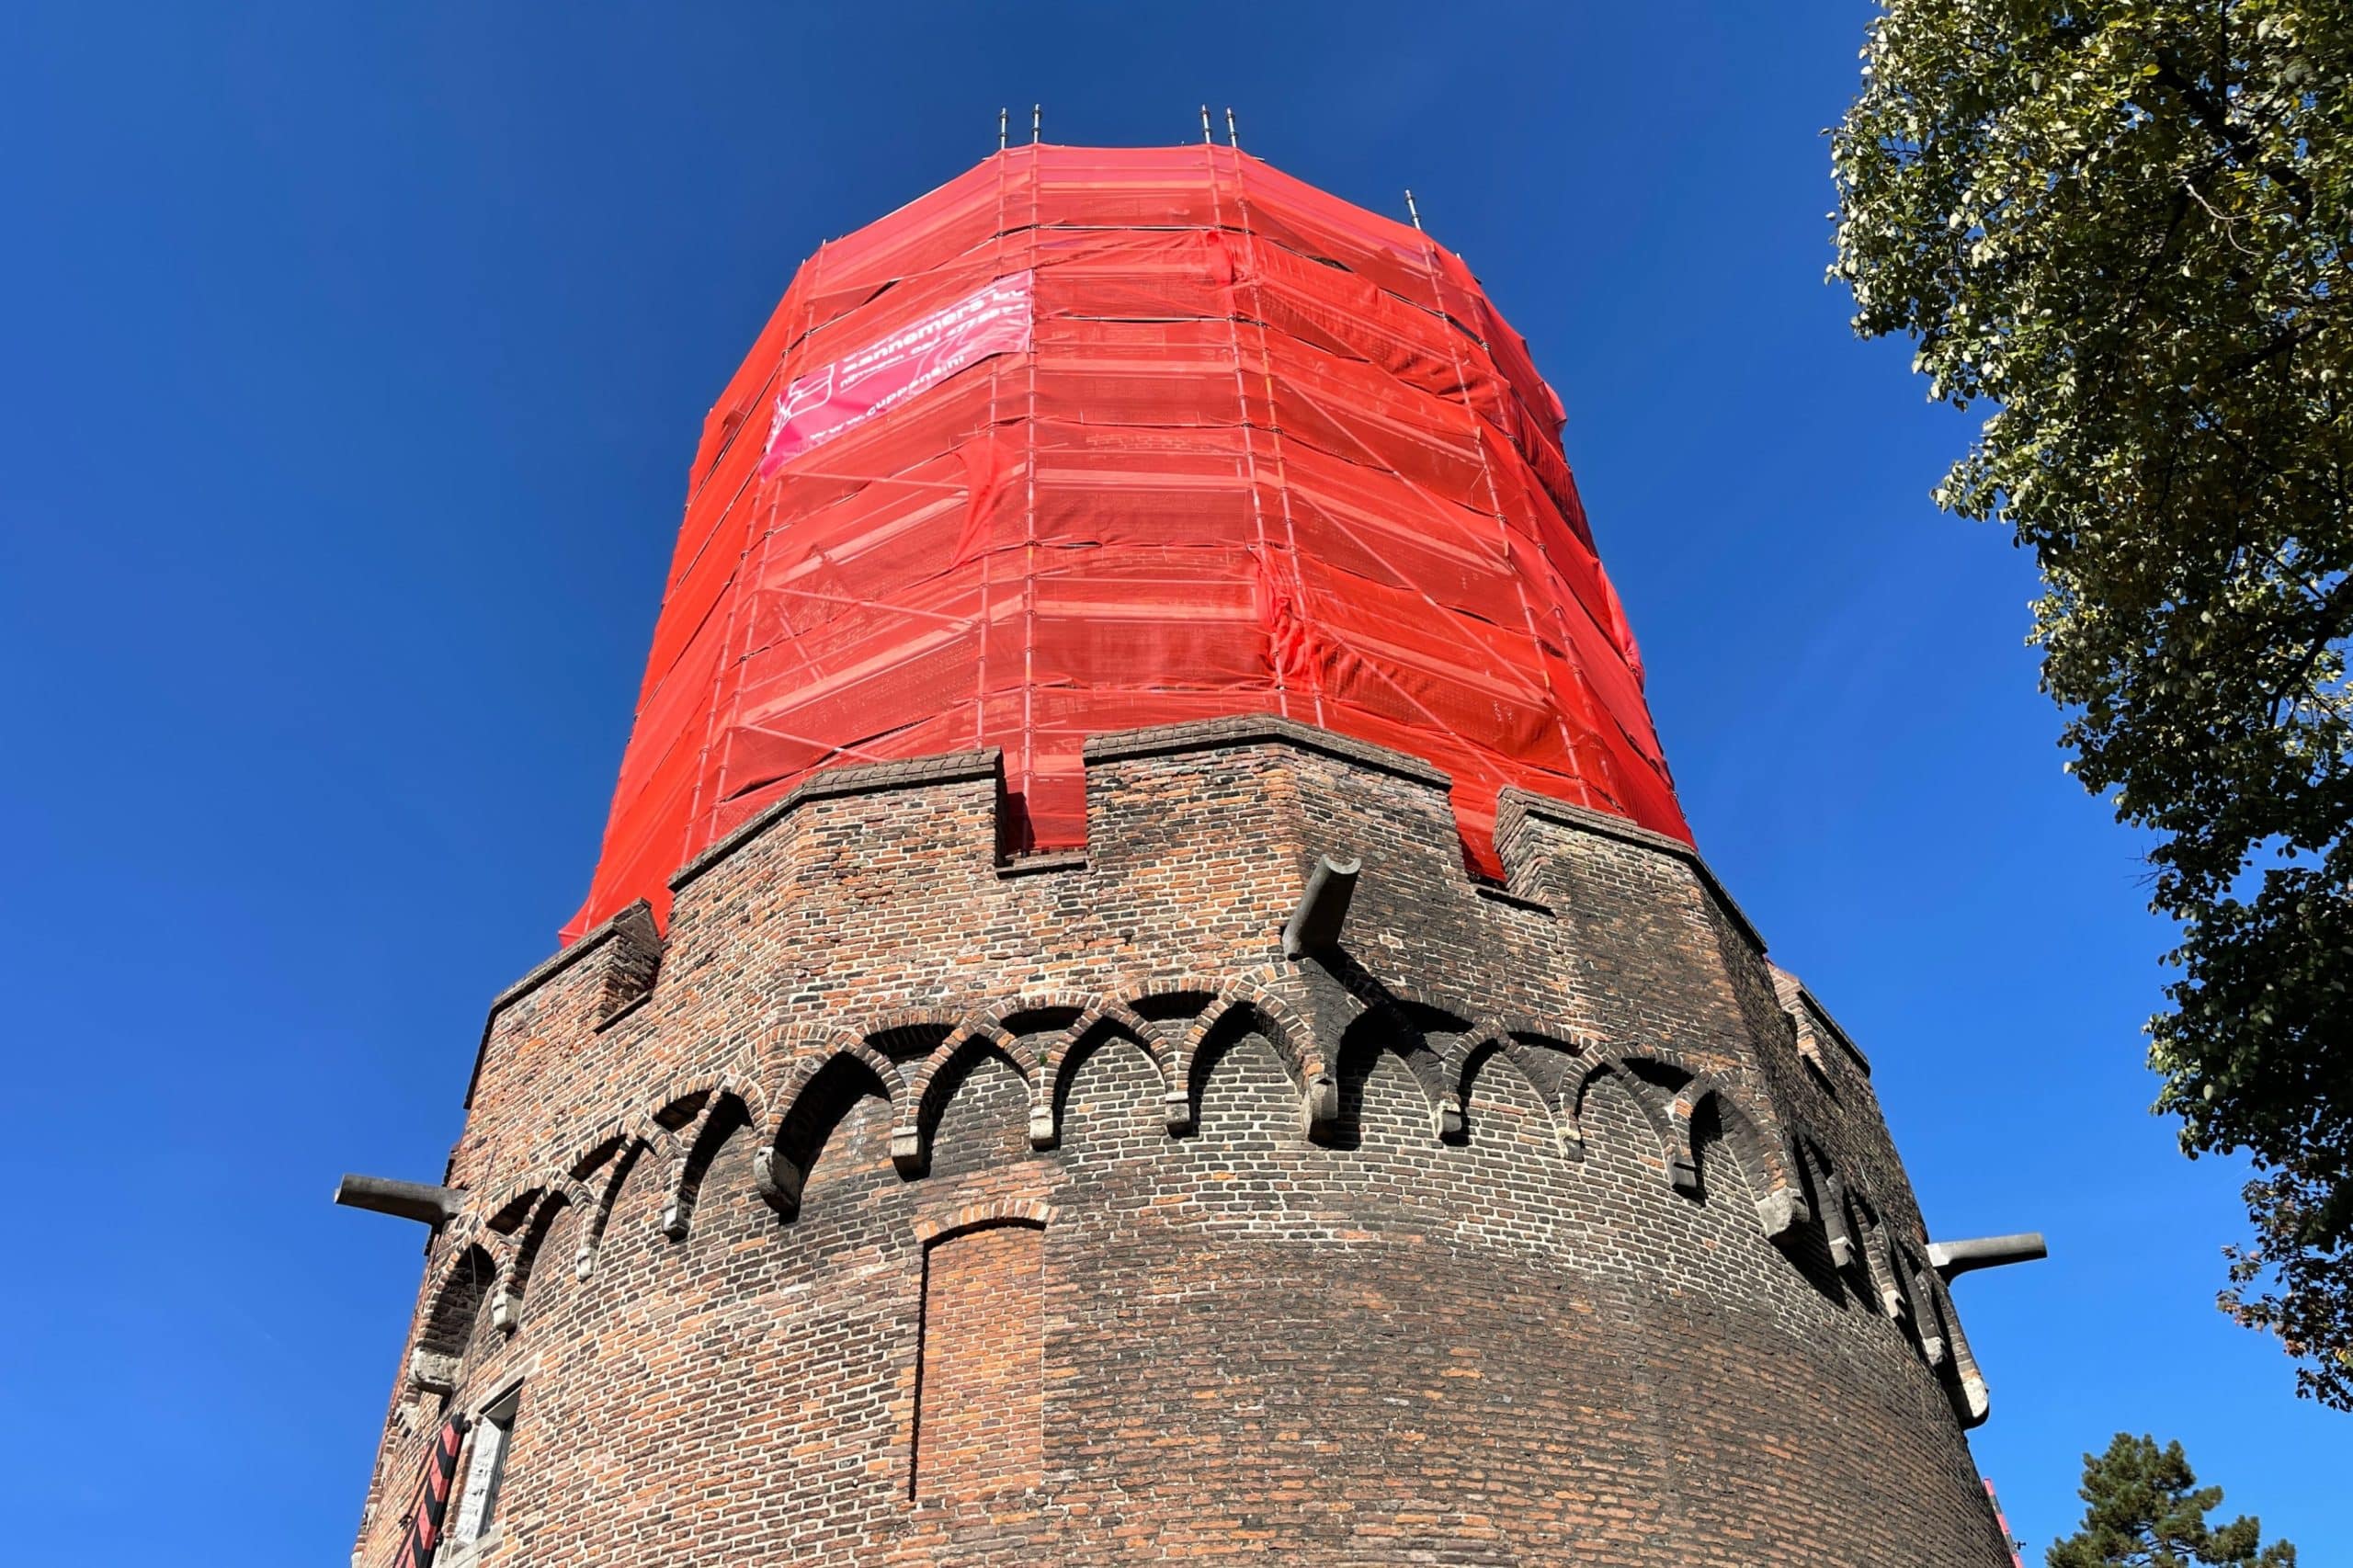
[912, 1222, 1043, 1500]
[449, 1385, 520, 1545]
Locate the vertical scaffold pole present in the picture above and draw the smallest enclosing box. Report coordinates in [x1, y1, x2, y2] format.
[1224, 108, 1240, 148]
[1032, 104, 1041, 144]
[998, 108, 1007, 152]
[1200, 105, 1213, 145]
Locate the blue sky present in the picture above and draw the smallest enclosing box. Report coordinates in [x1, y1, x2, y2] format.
[3, 3, 2341, 1561]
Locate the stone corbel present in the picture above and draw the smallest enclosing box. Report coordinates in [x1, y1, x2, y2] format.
[408, 1350, 460, 1396]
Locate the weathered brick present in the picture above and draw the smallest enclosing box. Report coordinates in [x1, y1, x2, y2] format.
[349, 719, 2012, 1565]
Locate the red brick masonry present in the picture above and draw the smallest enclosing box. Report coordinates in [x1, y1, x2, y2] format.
[351, 716, 2015, 1566]
[914, 1219, 1047, 1501]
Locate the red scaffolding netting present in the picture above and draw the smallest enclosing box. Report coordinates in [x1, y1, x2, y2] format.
[563, 144, 1688, 940]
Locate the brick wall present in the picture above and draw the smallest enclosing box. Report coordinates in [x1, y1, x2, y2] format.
[348, 717, 2014, 1566]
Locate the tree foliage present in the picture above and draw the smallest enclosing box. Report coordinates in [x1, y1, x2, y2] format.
[2048, 1434, 2294, 1566]
[1831, 0, 2353, 1403]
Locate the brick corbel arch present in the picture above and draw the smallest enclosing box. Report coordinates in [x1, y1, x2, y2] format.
[1559, 1052, 1696, 1192]
[758, 1036, 905, 1219]
[1175, 971, 1329, 1135]
[901, 1020, 1040, 1176]
[1036, 996, 1175, 1146]
[1666, 1078, 1811, 1240]
[1442, 1019, 1590, 1155]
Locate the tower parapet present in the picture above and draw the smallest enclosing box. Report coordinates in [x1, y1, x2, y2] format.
[353, 718, 2012, 1566]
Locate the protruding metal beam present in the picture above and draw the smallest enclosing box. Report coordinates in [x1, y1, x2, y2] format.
[335, 1174, 462, 1227]
[1282, 854, 1360, 960]
[1928, 1232, 2047, 1282]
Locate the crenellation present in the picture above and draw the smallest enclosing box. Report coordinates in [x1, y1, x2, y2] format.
[358, 720, 2011, 1567]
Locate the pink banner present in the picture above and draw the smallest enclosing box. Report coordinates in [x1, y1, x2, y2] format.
[760, 270, 1034, 476]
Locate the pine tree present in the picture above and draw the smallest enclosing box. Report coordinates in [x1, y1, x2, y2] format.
[2048, 1434, 2294, 1567]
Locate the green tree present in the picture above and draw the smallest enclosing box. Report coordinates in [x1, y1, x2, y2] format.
[1830, 0, 2353, 1403]
[2048, 1434, 2294, 1566]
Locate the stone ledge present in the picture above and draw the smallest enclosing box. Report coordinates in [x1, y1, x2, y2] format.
[668, 747, 1005, 895]
[997, 850, 1087, 880]
[1474, 882, 1555, 915]
[1082, 714, 1452, 791]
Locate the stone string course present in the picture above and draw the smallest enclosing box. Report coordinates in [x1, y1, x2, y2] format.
[351, 716, 2015, 1566]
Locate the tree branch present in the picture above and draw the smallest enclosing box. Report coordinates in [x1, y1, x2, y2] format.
[2154, 52, 2314, 219]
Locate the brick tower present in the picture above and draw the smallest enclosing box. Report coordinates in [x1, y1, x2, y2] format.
[342, 145, 2036, 1567]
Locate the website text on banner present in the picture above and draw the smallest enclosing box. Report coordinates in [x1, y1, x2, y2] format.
[760, 271, 1036, 475]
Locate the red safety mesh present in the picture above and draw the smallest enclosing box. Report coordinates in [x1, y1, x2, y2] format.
[563, 144, 1688, 940]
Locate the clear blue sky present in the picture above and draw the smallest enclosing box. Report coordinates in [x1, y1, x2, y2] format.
[3, 3, 2341, 1562]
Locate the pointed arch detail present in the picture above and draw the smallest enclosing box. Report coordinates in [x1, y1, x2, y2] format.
[409, 975, 1983, 1430]
[1667, 1077, 1808, 1238]
[1175, 972, 1328, 1135]
[758, 1036, 904, 1217]
[900, 1019, 1040, 1176]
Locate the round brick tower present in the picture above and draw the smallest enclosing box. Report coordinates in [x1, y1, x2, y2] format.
[344, 145, 2027, 1568]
